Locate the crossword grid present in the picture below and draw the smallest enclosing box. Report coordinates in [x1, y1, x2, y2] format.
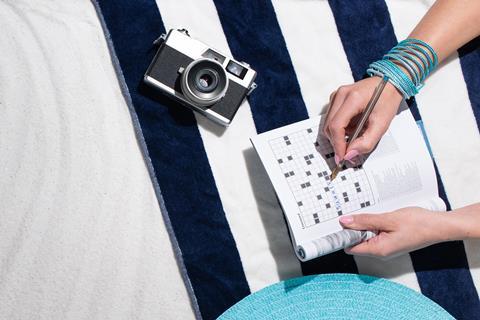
[269, 126, 375, 228]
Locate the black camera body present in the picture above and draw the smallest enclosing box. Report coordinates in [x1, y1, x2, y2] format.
[144, 29, 257, 126]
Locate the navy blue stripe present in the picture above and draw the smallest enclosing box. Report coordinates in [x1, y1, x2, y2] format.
[328, 1, 480, 318]
[213, 0, 359, 275]
[212, 1, 308, 133]
[458, 37, 480, 129]
[96, 1, 250, 319]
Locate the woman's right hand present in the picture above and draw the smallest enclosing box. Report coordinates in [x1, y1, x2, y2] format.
[322, 76, 404, 164]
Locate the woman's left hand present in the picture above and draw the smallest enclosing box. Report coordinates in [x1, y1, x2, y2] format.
[339, 207, 452, 259]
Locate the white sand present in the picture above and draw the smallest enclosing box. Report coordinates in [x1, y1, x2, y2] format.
[0, 1, 194, 319]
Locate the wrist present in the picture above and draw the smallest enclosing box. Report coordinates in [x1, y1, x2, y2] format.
[384, 79, 404, 102]
[445, 204, 480, 240]
[371, 75, 404, 101]
[430, 210, 472, 242]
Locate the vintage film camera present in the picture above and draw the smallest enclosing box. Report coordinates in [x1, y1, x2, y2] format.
[144, 29, 257, 126]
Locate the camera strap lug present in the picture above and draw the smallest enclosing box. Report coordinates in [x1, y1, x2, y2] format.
[153, 33, 167, 46]
[247, 82, 257, 96]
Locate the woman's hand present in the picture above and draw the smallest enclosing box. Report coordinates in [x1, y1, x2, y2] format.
[323, 77, 403, 164]
[339, 207, 455, 259]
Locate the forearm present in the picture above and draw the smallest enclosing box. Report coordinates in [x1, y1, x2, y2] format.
[434, 203, 480, 241]
[409, 0, 480, 63]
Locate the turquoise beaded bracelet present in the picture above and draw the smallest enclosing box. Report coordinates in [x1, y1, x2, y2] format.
[366, 38, 438, 99]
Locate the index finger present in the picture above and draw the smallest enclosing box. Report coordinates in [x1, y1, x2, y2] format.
[327, 92, 364, 160]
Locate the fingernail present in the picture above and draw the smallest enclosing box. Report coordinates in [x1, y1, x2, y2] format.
[344, 150, 359, 162]
[346, 157, 358, 165]
[339, 216, 353, 224]
[334, 154, 341, 165]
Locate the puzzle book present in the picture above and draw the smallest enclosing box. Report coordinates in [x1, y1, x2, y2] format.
[251, 107, 445, 261]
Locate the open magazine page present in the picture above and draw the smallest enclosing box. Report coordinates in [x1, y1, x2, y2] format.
[251, 106, 445, 261]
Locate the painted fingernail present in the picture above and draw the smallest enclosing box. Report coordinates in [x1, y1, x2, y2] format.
[339, 216, 353, 224]
[334, 154, 341, 165]
[344, 150, 359, 162]
[346, 157, 358, 165]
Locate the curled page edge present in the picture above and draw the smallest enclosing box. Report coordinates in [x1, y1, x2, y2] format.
[296, 230, 376, 262]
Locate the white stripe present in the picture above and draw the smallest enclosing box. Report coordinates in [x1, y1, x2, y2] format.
[386, 0, 480, 292]
[271, 0, 352, 116]
[273, 0, 420, 291]
[156, 0, 302, 292]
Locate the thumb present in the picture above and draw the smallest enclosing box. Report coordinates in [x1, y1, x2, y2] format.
[339, 213, 392, 231]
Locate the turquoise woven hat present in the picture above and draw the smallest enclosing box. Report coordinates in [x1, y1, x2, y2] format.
[218, 274, 453, 320]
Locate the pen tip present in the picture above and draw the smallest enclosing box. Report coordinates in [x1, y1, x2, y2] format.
[330, 167, 339, 181]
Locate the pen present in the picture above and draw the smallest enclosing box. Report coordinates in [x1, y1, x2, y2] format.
[330, 76, 389, 181]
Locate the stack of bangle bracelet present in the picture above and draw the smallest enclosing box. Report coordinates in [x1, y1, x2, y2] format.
[366, 39, 438, 99]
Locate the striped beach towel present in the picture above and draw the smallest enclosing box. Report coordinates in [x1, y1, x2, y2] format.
[94, 1, 480, 319]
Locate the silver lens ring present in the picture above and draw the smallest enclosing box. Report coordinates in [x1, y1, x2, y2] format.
[181, 58, 228, 107]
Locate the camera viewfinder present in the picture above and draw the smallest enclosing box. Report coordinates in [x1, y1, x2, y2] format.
[202, 49, 226, 64]
[226, 60, 247, 79]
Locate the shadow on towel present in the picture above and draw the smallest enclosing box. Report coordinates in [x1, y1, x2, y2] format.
[138, 81, 227, 137]
[243, 147, 301, 280]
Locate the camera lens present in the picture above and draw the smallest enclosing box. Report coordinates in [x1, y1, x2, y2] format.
[199, 74, 212, 88]
[194, 69, 219, 93]
[180, 58, 228, 107]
